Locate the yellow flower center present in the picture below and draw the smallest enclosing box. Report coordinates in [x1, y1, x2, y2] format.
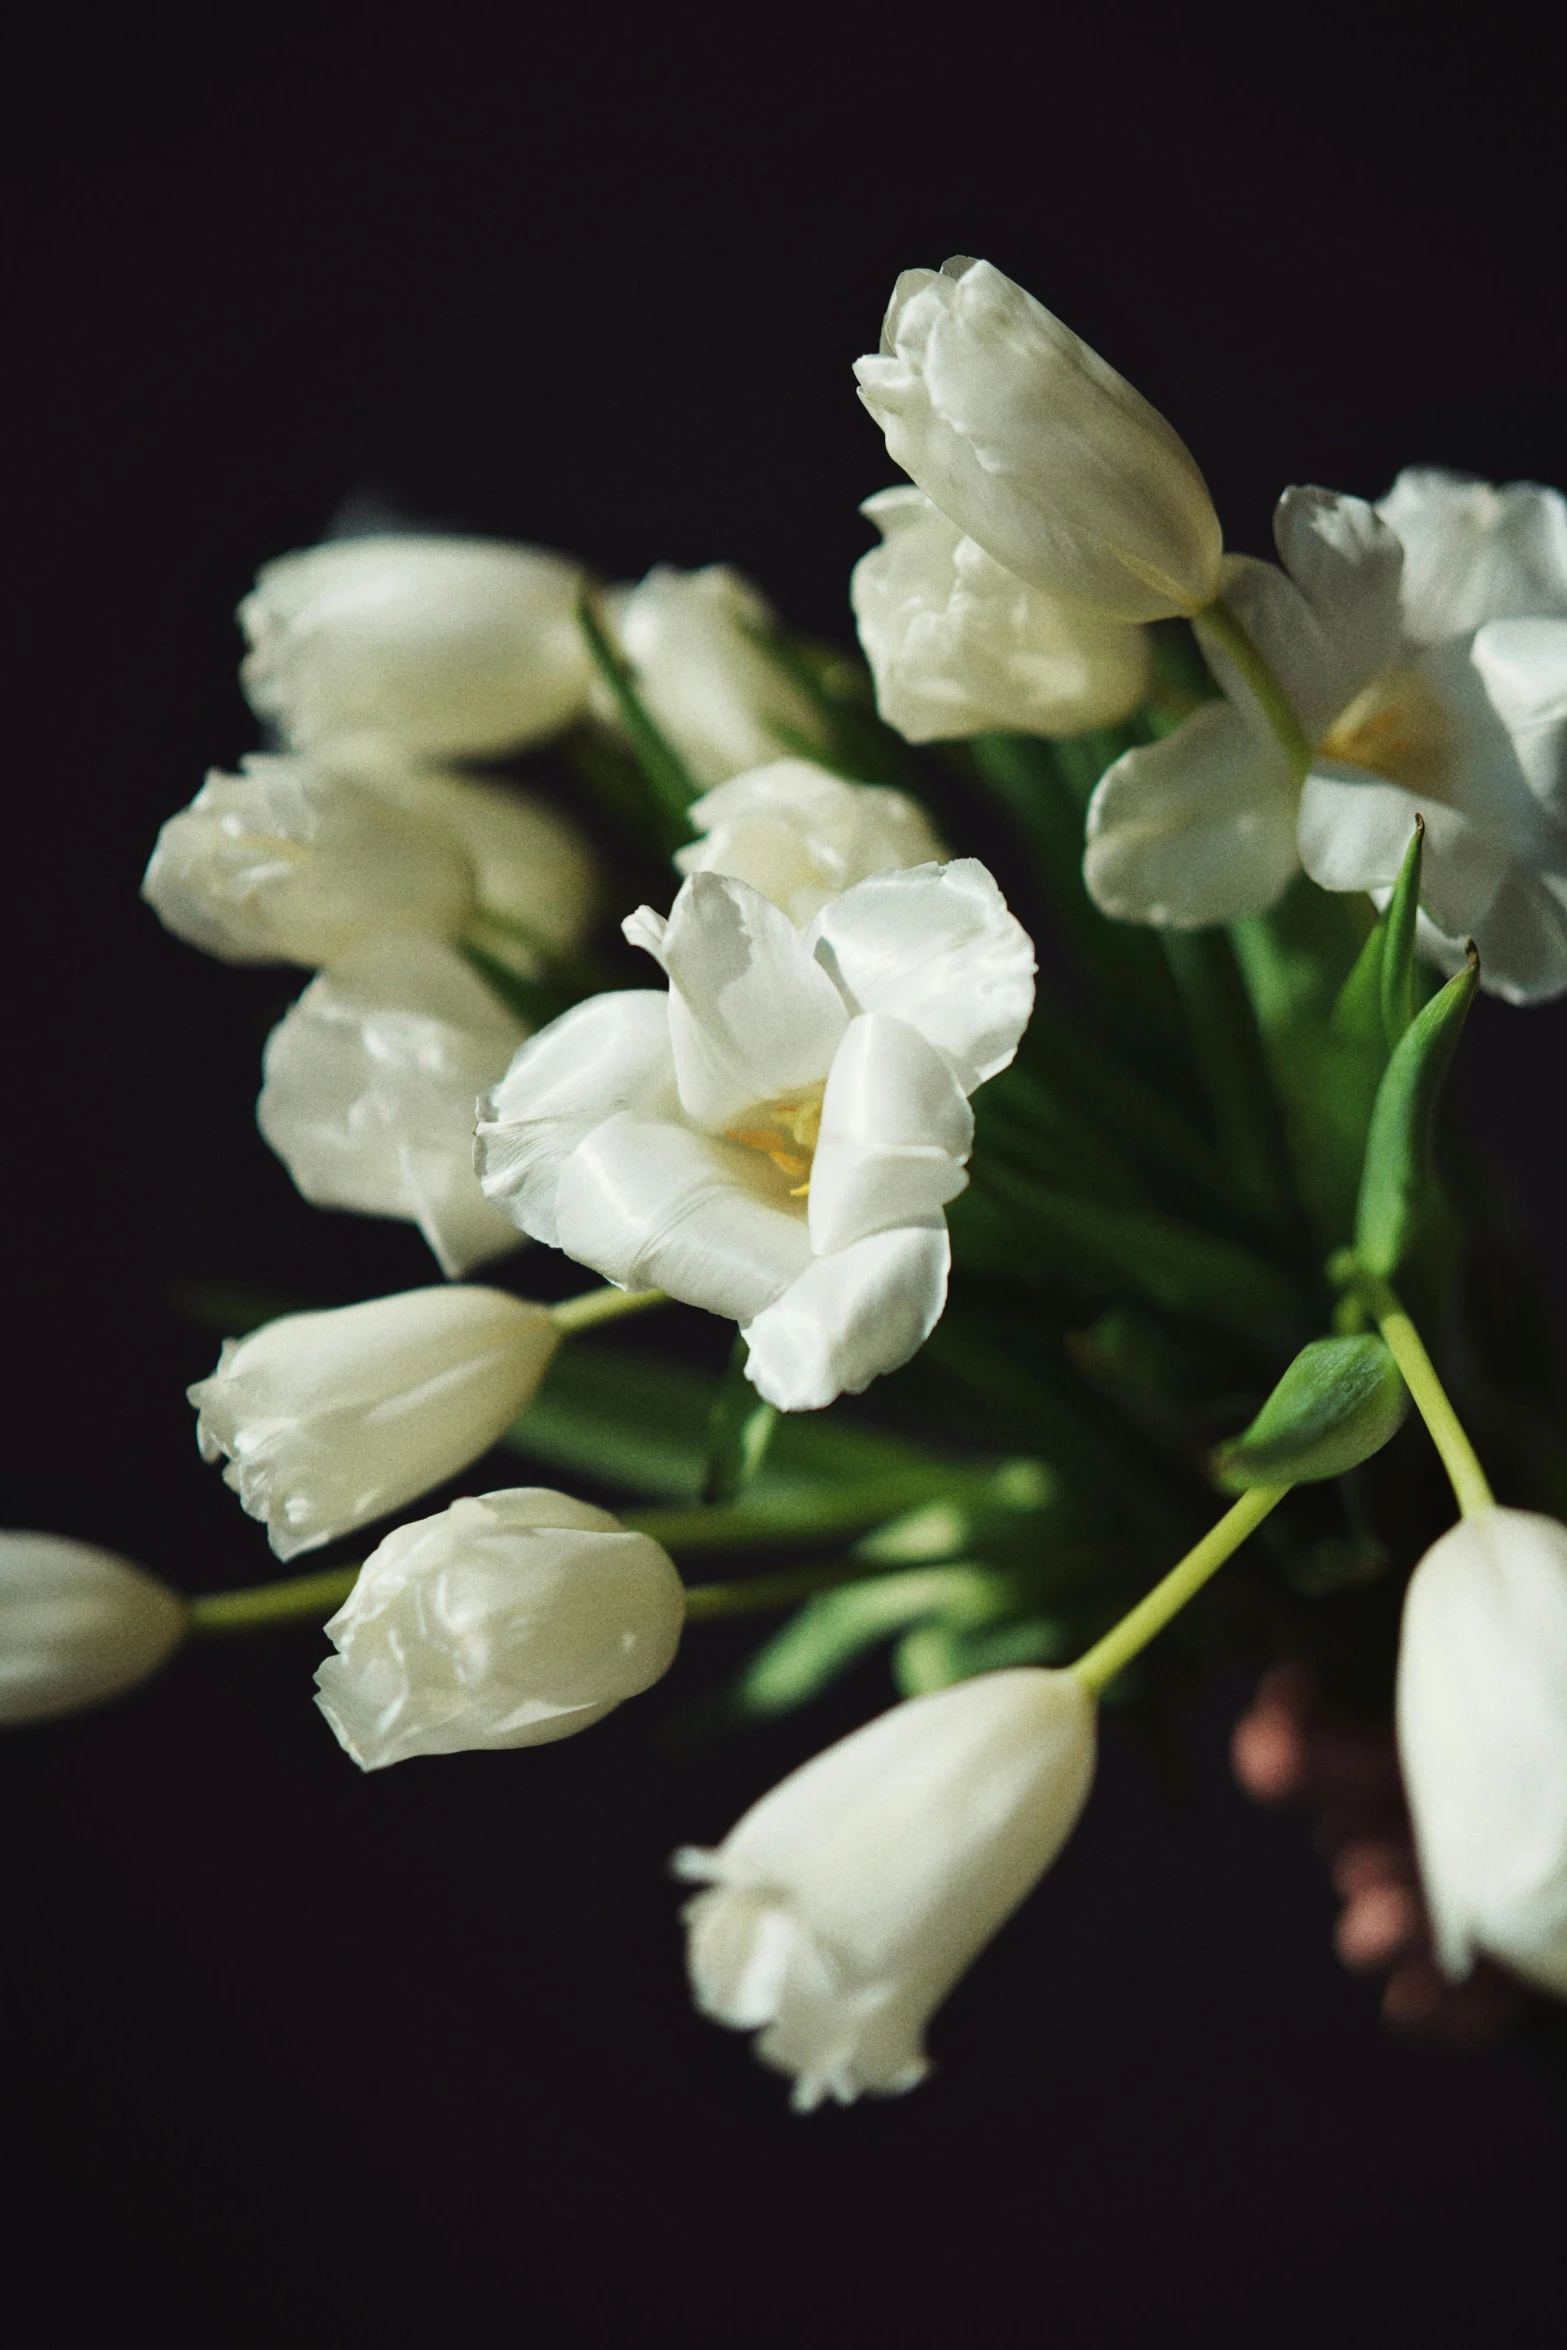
[725, 1087, 824, 1198]
[1318, 663, 1454, 800]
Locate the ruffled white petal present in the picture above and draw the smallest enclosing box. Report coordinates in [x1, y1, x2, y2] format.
[808, 1014, 972, 1257]
[675, 756, 945, 926]
[1085, 701, 1301, 927]
[1377, 468, 1567, 646]
[742, 1222, 951, 1412]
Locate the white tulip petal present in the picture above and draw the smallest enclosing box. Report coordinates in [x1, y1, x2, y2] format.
[1195, 555, 1346, 746]
[808, 1014, 972, 1257]
[1470, 617, 1567, 813]
[1377, 468, 1567, 646]
[1084, 702, 1301, 927]
[1297, 765, 1510, 939]
[602, 564, 829, 787]
[354, 766, 597, 963]
[1465, 867, 1567, 1006]
[0, 1534, 187, 1725]
[676, 756, 946, 925]
[1272, 486, 1405, 709]
[741, 1221, 951, 1412]
[808, 860, 1034, 1092]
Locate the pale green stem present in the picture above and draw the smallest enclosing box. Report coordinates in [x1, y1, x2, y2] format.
[188, 1566, 361, 1637]
[1349, 1270, 1494, 1517]
[1195, 598, 1312, 775]
[683, 1556, 879, 1621]
[1071, 1485, 1289, 1699]
[548, 1284, 668, 1335]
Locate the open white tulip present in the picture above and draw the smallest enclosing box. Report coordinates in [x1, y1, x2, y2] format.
[599, 564, 830, 786]
[314, 1487, 685, 1770]
[240, 533, 594, 760]
[1397, 1506, 1567, 1998]
[674, 756, 946, 925]
[476, 860, 1034, 1410]
[258, 936, 529, 1277]
[675, 1666, 1096, 2109]
[855, 257, 1222, 625]
[189, 1287, 560, 1560]
[0, 1533, 187, 1725]
[142, 754, 475, 967]
[1085, 474, 1567, 1002]
[851, 485, 1151, 741]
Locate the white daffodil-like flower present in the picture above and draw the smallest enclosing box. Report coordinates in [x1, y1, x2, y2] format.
[855, 258, 1222, 625]
[476, 861, 1034, 1411]
[1397, 1506, 1567, 1997]
[598, 564, 830, 786]
[673, 756, 946, 926]
[1085, 473, 1567, 1003]
[0, 1533, 187, 1726]
[258, 936, 529, 1278]
[851, 486, 1151, 742]
[142, 754, 476, 967]
[189, 1288, 560, 1560]
[675, 1666, 1096, 2109]
[240, 533, 594, 760]
[314, 1487, 686, 1770]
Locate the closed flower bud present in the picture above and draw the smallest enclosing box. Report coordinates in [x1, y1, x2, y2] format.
[1397, 1507, 1567, 1997]
[1, 1533, 186, 1725]
[239, 533, 594, 760]
[673, 756, 945, 925]
[314, 1486, 685, 1769]
[600, 564, 830, 787]
[189, 1288, 560, 1560]
[675, 1666, 1095, 2109]
[851, 485, 1151, 741]
[855, 258, 1222, 624]
[257, 936, 529, 1277]
[142, 755, 474, 968]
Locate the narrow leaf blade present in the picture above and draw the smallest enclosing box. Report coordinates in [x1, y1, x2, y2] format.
[1355, 949, 1479, 1279]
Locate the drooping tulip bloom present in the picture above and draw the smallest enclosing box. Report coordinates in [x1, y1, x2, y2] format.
[476, 860, 1034, 1411]
[189, 1288, 560, 1560]
[315, 1487, 685, 1770]
[0, 1533, 186, 1725]
[855, 257, 1223, 624]
[675, 1666, 1096, 2108]
[674, 756, 945, 925]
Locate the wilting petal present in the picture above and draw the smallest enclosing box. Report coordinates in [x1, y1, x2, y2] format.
[1085, 701, 1300, 927]
[808, 1014, 972, 1257]
[742, 1222, 951, 1412]
[808, 860, 1034, 1093]
[1378, 468, 1567, 646]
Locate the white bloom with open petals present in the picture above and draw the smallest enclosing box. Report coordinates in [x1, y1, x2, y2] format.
[315, 1488, 685, 1770]
[675, 757, 945, 925]
[476, 860, 1034, 1410]
[851, 486, 1150, 742]
[675, 1667, 1095, 2109]
[142, 754, 475, 967]
[1397, 1507, 1567, 1997]
[599, 565, 830, 786]
[258, 936, 529, 1277]
[1085, 474, 1567, 1002]
[240, 534, 594, 760]
[190, 1287, 560, 1559]
[0, 1533, 187, 1726]
[855, 258, 1222, 624]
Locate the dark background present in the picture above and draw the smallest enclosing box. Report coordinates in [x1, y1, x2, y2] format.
[6, 9, 1567, 2343]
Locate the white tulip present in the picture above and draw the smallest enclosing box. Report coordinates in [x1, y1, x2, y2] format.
[674, 756, 946, 925]
[0, 1533, 187, 1724]
[851, 486, 1151, 742]
[142, 754, 474, 968]
[257, 936, 529, 1277]
[600, 564, 830, 787]
[1397, 1507, 1567, 1997]
[855, 257, 1222, 625]
[189, 1287, 560, 1560]
[239, 533, 594, 760]
[675, 1667, 1095, 2109]
[314, 1487, 685, 1770]
[1084, 474, 1567, 1001]
[476, 860, 1034, 1411]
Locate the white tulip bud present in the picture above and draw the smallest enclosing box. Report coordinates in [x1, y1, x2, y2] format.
[855, 258, 1223, 624]
[601, 564, 830, 787]
[673, 756, 946, 925]
[0, 1533, 186, 1725]
[257, 937, 529, 1277]
[851, 486, 1152, 742]
[189, 1287, 560, 1560]
[314, 1487, 685, 1769]
[239, 534, 594, 760]
[675, 1666, 1095, 2108]
[1397, 1507, 1567, 1997]
[142, 755, 474, 968]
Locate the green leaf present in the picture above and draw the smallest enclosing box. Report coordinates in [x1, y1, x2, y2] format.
[1212, 1335, 1408, 1490]
[1355, 950, 1479, 1279]
[701, 1337, 779, 1505]
[891, 1611, 1068, 1695]
[1379, 818, 1424, 1048]
[719, 1564, 1014, 1720]
[1160, 928, 1292, 1221]
[576, 596, 699, 843]
[171, 1281, 312, 1335]
[459, 942, 577, 1030]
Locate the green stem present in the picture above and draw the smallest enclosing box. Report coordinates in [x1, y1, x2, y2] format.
[683, 1556, 880, 1621]
[549, 1284, 668, 1336]
[1196, 599, 1311, 774]
[1071, 1485, 1289, 1698]
[188, 1566, 361, 1637]
[1344, 1268, 1494, 1517]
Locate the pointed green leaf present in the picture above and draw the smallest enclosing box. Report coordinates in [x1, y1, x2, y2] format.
[701, 1338, 779, 1504]
[1355, 949, 1479, 1278]
[577, 595, 699, 842]
[1212, 1335, 1408, 1490]
[1379, 818, 1424, 1048]
[721, 1564, 1012, 1720]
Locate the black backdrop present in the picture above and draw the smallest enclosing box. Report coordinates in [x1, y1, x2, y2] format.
[6, 10, 1567, 2344]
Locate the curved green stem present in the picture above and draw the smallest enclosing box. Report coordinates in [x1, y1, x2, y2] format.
[1196, 598, 1312, 774]
[549, 1284, 667, 1335]
[1071, 1484, 1289, 1698]
[1340, 1266, 1494, 1517]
